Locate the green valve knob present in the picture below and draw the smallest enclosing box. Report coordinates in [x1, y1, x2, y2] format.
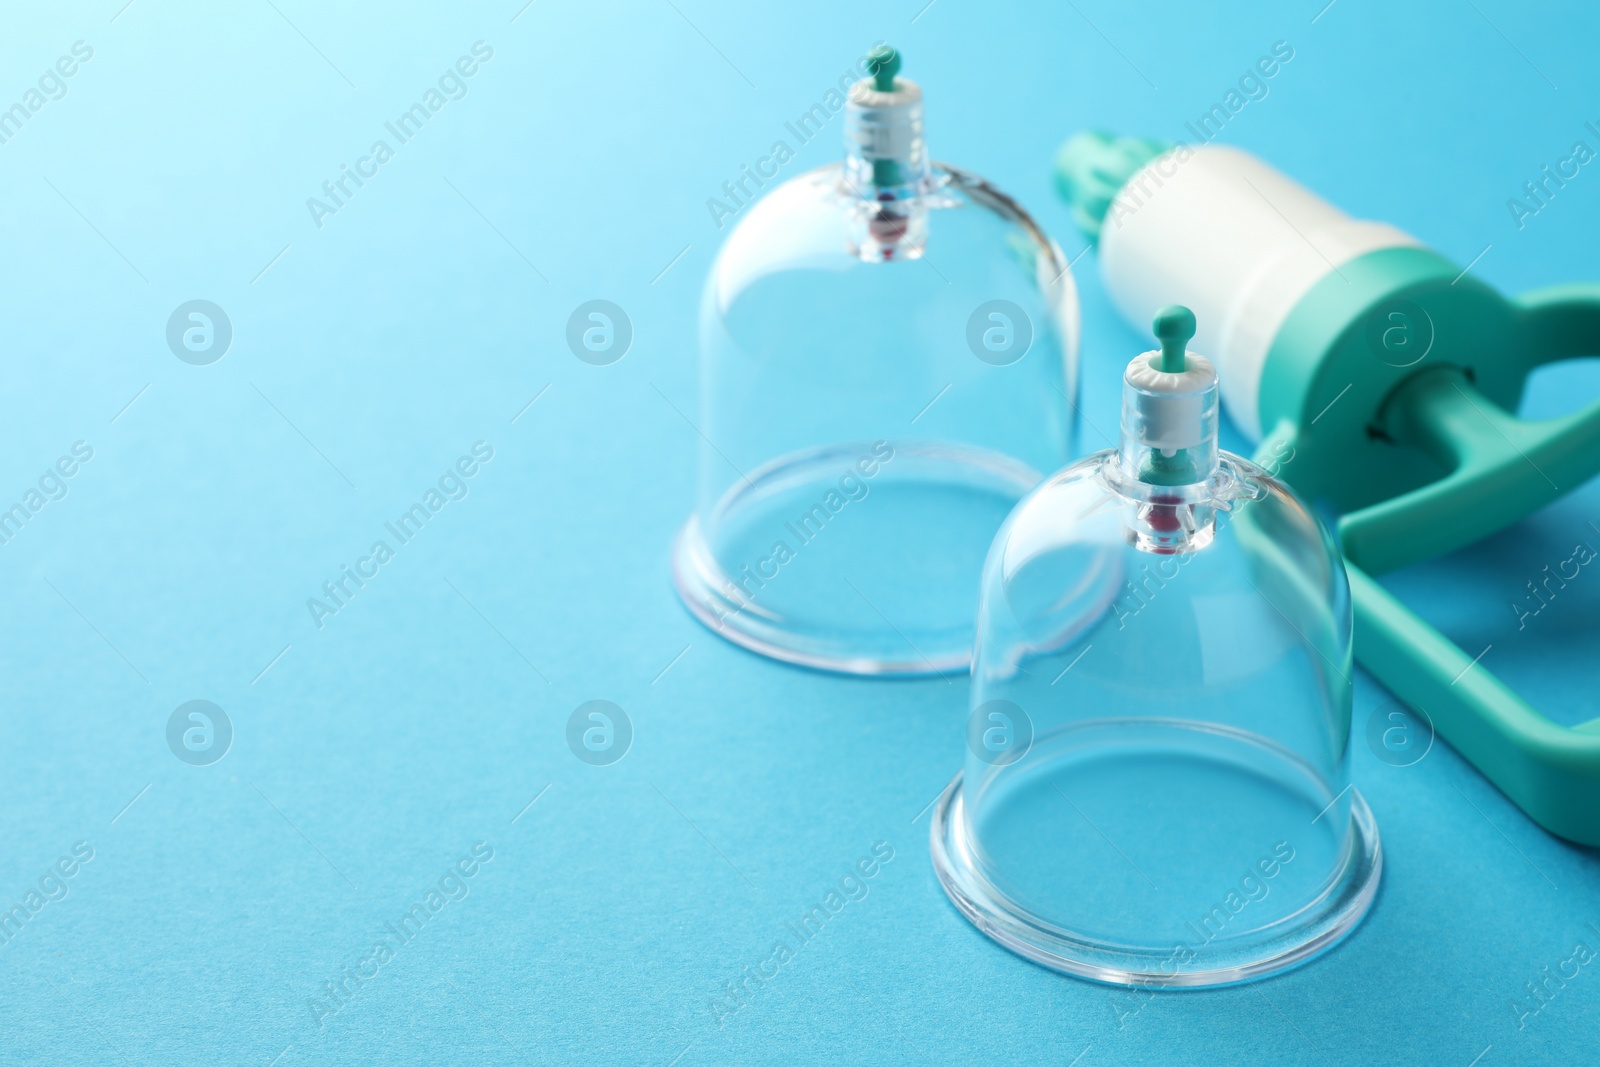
[866, 45, 900, 92]
[1153, 304, 1196, 373]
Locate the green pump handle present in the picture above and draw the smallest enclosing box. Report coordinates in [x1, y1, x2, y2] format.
[1339, 284, 1600, 574]
[1255, 255, 1600, 846]
[1346, 564, 1600, 847]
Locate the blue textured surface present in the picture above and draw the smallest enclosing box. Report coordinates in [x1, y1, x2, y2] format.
[1, 2, 1598, 1064]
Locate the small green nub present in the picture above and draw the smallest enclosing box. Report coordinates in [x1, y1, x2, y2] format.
[1153, 304, 1196, 373]
[866, 45, 901, 92]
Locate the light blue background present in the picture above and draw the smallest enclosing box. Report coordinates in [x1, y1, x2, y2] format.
[1, 1, 1598, 1063]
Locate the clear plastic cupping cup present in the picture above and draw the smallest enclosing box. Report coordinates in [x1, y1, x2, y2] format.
[931, 307, 1380, 986]
[671, 46, 1079, 675]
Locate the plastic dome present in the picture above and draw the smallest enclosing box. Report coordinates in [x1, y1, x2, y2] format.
[671, 47, 1079, 675]
[931, 308, 1380, 986]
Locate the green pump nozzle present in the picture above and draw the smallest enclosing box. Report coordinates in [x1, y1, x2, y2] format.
[1053, 131, 1171, 246]
[1153, 304, 1195, 373]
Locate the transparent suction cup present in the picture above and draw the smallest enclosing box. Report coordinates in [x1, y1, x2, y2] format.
[931, 307, 1380, 986]
[671, 46, 1078, 675]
